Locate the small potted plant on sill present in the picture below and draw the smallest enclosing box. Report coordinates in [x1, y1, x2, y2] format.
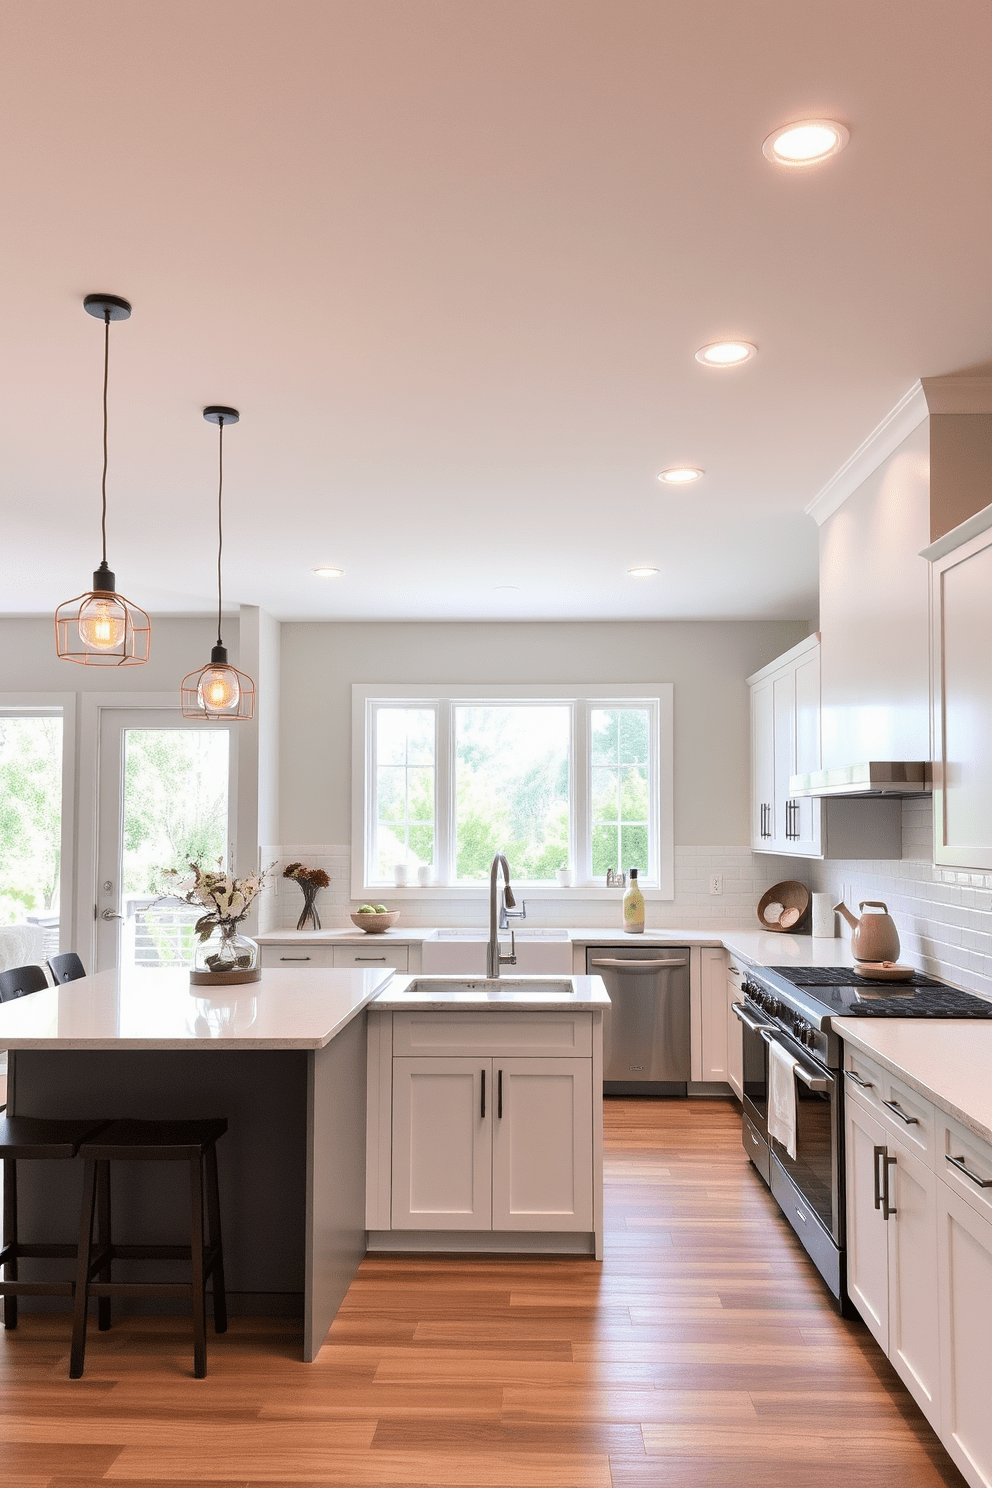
[556, 864, 573, 887]
[283, 862, 331, 931]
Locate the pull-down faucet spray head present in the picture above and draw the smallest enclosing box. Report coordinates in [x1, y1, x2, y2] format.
[503, 883, 515, 909]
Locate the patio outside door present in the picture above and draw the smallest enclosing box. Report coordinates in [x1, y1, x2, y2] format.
[95, 708, 234, 972]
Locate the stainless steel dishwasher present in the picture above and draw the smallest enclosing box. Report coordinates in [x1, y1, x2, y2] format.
[586, 944, 690, 1095]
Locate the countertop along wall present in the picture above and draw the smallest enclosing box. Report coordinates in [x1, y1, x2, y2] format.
[278, 619, 810, 848]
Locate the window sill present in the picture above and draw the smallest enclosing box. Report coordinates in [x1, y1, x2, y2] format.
[356, 883, 675, 902]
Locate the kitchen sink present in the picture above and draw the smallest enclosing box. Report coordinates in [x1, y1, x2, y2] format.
[388, 976, 576, 996]
[431, 928, 570, 940]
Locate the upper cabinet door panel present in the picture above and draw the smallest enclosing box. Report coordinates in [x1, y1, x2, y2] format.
[931, 527, 992, 869]
[751, 679, 775, 850]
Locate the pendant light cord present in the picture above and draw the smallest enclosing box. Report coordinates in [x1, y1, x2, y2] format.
[216, 416, 225, 647]
[101, 310, 110, 565]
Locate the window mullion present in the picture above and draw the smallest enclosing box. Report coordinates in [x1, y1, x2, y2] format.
[573, 700, 589, 884]
[435, 701, 453, 885]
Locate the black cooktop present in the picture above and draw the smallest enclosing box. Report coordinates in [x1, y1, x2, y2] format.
[767, 966, 992, 1019]
[770, 966, 946, 988]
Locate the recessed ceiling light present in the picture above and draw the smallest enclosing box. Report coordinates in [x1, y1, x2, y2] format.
[628, 566, 659, 578]
[695, 341, 757, 367]
[658, 466, 704, 484]
[762, 119, 849, 167]
[494, 584, 520, 591]
[312, 566, 344, 578]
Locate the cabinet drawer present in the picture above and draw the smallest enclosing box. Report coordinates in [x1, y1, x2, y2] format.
[334, 944, 409, 972]
[844, 1048, 886, 1113]
[261, 945, 335, 969]
[876, 1070, 935, 1161]
[938, 1113, 992, 1222]
[392, 1010, 592, 1058]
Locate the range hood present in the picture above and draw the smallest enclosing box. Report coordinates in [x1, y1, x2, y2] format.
[789, 763, 931, 798]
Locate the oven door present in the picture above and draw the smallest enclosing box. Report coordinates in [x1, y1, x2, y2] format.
[735, 998, 772, 1136]
[761, 1027, 841, 1245]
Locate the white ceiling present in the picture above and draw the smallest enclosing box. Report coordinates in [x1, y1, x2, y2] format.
[2, 0, 991, 624]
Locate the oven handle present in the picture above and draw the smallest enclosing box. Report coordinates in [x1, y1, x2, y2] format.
[759, 1029, 832, 1092]
[732, 1004, 775, 1034]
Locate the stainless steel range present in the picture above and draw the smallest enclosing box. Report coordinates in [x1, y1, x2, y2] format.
[735, 961, 992, 1312]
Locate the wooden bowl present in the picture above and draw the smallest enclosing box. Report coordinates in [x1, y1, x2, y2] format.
[350, 910, 401, 934]
[756, 881, 810, 933]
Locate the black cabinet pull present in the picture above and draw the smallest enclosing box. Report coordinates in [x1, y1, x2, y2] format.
[481, 1069, 486, 1118]
[497, 1069, 503, 1119]
[873, 1143, 886, 1210]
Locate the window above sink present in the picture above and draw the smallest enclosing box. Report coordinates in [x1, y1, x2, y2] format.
[352, 683, 674, 901]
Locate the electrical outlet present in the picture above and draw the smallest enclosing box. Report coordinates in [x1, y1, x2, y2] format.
[709, 873, 723, 896]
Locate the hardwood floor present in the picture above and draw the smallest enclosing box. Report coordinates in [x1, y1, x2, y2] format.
[0, 1097, 965, 1486]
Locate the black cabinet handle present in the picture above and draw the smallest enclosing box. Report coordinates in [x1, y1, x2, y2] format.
[355, 956, 387, 961]
[280, 955, 311, 961]
[883, 1153, 897, 1219]
[481, 1069, 486, 1118]
[497, 1069, 503, 1119]
[873, 1144, 886, 1210]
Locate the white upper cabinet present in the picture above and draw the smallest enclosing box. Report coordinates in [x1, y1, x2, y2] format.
[925, 504, 992, 870]
[748, 635, 901, 860]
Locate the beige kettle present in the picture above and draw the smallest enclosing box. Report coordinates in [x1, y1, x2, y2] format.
[834, 899, 901, 963]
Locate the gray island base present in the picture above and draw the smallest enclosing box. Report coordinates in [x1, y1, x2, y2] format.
[0, 967, 393, 1361]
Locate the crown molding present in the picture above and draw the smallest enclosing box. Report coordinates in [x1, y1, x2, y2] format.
[805, 382, 928, 526]
[920, 375, 992, 415]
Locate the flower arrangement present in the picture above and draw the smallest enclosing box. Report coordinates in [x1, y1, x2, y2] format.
[161, 861, 268, 943]
[283, 862, 330, 931]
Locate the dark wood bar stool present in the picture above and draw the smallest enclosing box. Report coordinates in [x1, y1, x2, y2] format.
[0, 964, 50, 1002]
[0, 1116, 111, 1329]
[70, 1117, 228, 1379]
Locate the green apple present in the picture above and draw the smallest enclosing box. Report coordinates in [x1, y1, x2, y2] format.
[358, 904, 376, 914]
[373, 904, 388, 914]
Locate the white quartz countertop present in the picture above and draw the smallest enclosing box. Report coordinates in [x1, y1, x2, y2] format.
[372, 974, 610, 1010]
[833, 1018, 992, 1146]
[257, 924, 854, 965]
[0, 967, 394, 1050]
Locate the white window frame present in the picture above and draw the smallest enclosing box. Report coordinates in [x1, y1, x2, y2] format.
[0, 693, 76, 955]
[352, 683, 674, 900]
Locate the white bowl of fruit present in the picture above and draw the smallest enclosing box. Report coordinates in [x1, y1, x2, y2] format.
[350, 905, 401, 934]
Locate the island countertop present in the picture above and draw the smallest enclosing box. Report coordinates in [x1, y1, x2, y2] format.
[0, 966, 395, 1051]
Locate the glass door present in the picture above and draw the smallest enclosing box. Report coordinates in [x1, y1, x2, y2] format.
[96, 709, 234, 972]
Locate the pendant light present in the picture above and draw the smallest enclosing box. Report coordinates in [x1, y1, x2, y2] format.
[55, 294, 151, 665]
[181, 407, 255, 721]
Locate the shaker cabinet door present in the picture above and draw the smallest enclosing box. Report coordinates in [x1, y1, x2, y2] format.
[937, 1181, 992, 1488]
[391, 1058, 491, 1229]
[491, 1058, 593, 1231]
[886, 1138, 941, 1428]
[845, 1094, 890, 1350]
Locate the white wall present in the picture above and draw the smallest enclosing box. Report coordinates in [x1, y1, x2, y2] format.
[278, 619, 810, 849]
[0, 615, 234, 694]
[818, 419, 931, 768]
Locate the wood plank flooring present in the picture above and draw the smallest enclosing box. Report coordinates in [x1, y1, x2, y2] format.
[0, 1097, 965, 1486]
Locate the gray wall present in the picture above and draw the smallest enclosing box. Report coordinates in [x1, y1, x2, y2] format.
[278, 619, 810, 848]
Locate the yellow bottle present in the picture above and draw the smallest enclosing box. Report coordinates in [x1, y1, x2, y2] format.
[622, 867, 644, 933]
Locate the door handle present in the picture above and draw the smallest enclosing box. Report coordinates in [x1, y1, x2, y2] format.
[945, 1153, 992, 1189]
[845, 1068, 873, 1090]
[732, 1004, 774, 1034]
[355, 956, 387, 961]
[280, 955, 312, 961]
[881, 1098, 918, 1126]
[100, 908, 123, 921]
[882, 1153, 897, 1219]
[497, 1068, 503, 1119]
[481, 1068, 486, 1119]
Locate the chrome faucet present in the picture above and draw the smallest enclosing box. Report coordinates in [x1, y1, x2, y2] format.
[487, 853, 518, 978]
[498, 886, 526, 931]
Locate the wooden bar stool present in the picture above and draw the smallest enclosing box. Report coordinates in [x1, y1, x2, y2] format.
[0, 1116, 111, 1329]
[70, 1118, 228, 1379]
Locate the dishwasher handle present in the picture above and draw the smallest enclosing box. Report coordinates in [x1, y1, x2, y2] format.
[588, 957, 688, 970]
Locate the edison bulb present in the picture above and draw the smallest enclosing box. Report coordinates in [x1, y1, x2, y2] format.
[198, 665, 240, 712]
[78, 594, 126, 652]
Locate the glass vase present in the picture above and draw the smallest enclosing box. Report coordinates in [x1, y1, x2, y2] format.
[295, 879, 322, 931]
[189, 922, 261, 985]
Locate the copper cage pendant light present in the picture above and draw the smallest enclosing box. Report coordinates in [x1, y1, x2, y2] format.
[55, 294, 151, 665]
[181, 407, 255, 721]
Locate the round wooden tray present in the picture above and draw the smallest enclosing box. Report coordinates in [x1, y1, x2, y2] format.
[189, 966, 262, 986]
[756, 880, 810, 933]
[853, 962, 915, 981]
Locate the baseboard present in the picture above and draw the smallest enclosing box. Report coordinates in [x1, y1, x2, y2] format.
[367, 1230, 596, 1255]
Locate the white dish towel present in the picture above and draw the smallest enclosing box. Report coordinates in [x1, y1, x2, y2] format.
[767, 1038, 799, 1160]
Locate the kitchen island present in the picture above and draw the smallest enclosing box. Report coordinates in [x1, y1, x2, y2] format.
[0, 965, 394, 1360]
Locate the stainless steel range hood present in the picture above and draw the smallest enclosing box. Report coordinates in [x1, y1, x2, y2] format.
[789, 763, 931, 798]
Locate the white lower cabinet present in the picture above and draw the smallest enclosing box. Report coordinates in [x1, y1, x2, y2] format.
[390, 1050, 594, 1233]
[937, 1181, 992, 1488]
[845, 1088, 941, 1427]
[726, 959, 743, 1102]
